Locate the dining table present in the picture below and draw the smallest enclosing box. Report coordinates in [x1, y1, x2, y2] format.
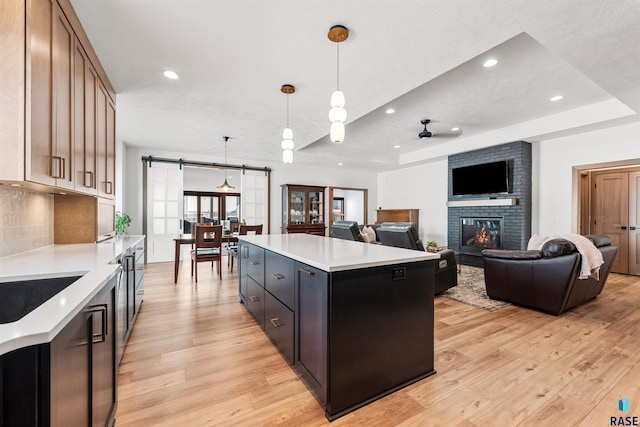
[173, 232, 239, 283]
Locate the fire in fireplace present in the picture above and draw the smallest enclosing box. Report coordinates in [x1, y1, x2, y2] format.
[461, 217, 503, 252]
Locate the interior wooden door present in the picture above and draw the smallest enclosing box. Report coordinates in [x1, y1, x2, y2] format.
[629, 171, 640, 275]
[592, 171, 629, 274]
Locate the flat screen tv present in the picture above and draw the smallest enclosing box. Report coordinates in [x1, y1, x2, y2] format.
[452, 160, 513, 195]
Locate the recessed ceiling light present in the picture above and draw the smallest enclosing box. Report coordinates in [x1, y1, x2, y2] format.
[393, 145, 400, 149]
[483, 59, 498, 68]
[386, 108, 395, 114]
[451, 127, 460, 132]
[550, 95, 563, 102]
[338, 162, 343, 166]
[163, 70, 179, 80]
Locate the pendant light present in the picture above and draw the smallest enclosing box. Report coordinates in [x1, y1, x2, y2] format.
[328, 25, 349, 143]
[281, 84, 295, 164]
[217, 136, 235, 191]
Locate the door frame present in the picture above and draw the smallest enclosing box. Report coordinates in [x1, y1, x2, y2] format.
[328, 187, 368, 237]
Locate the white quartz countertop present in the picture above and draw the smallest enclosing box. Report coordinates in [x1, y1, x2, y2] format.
[0, 235, 144, 356]
[240, 234, 439, 272]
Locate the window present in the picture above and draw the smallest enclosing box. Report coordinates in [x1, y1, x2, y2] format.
[183, 191, 240, 233]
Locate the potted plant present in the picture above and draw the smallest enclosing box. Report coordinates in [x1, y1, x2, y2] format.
[426, 240, 439, 253]
[116, 212, 132, 236]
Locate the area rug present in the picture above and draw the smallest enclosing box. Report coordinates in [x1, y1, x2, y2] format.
[439, 266, 511, 311]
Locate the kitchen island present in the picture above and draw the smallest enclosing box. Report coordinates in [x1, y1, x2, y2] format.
[238, 234, 439, 420]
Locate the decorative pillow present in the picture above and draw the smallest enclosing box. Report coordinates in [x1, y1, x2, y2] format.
[541, 239, 576, 257]
[360, 231, 371, 243]
[527, 233, 548, 250]
[362, 226, 376, 243]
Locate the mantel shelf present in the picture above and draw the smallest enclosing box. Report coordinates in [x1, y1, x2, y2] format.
[447, 198, 518, 207]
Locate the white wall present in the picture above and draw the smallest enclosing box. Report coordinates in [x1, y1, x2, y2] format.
[377, 158, 449, 246]
[121, 145, 377, 236]
[534, 121, 640, 236]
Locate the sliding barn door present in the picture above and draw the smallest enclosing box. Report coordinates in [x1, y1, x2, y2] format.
[241, 170, 269, 232]
[145, 162, 184, 263]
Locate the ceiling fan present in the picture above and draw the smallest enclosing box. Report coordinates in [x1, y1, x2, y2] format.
[418, 119, 433, 138]
[418, 119, 461, 139]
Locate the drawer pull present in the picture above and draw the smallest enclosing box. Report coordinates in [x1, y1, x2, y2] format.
[249, 296, 260, 302]
[299, 268, 314, 276]
[270, 318, 283, 328]
[271, 273, 284, 280]
[52, 156, 65, 179]
[85, 304, 107, 343]
[249, 260, 260, 266]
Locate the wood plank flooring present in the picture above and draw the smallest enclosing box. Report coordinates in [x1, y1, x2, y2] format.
[116, 259, 640, 426]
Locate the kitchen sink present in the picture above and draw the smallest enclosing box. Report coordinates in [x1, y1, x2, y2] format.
[0, 275, 83, 324]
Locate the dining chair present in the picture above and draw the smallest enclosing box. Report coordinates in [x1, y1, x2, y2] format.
[191, 224, 223, 283]
[228, 224, 263, 273]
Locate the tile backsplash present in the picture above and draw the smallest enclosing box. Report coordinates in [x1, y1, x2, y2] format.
[0, 187, 54, 258]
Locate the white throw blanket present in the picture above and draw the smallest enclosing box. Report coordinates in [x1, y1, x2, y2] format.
[528, 233, 604, 280]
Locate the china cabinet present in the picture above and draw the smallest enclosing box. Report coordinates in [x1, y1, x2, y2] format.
[281, 184, 326, 235]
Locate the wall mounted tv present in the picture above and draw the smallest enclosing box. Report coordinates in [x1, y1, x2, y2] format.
[452, 160, 513, 195]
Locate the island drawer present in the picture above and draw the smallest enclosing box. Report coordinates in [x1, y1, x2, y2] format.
[264, 291, 294, 364]
[245, 278, 265, 328]
[244, 244, 265, 285]
[264, 251, 295, 310]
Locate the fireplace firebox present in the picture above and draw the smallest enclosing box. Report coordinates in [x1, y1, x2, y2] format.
[461, 217, 503, 252]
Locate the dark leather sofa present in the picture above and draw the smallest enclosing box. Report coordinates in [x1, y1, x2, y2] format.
[376, 223, 457, 294]
[331, 221, 365, 242]
[482, 235, 618, 315]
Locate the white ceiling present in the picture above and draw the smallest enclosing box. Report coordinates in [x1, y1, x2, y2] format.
[70, 0, 640, 171]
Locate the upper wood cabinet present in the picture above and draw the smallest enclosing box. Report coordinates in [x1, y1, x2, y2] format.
[73, 41, 98, 195]
[0, 0, 115, 196]
[96, 84, 116, 199]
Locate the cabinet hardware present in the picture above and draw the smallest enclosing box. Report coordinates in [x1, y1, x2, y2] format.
[299, 268, 314, 276]
[84, 170, 94, 188]
[271, 273, 284, 280]
[106, 181, 113, 194]
[243, 246, 249, 258]
[249, 296, 260, 302]
[52, 156, 65, 179]
[249, 260, 260, 265]
[270, 318, 283, 328]
[86, 304, 108, 343]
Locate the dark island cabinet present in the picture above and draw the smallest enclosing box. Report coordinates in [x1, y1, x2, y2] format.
[0, 275, 117, 427]
[238, 238, 436, 421]
[295, 262, 328, 402]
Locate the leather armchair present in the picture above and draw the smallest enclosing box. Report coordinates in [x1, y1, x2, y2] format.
[376, 223, 425, 250]
[331, 221, 365, 242]
[482, 235, 618, 315]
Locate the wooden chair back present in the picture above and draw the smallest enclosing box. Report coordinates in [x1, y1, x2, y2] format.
[194, 224, 223, 251]
[239, 224, 263, 235]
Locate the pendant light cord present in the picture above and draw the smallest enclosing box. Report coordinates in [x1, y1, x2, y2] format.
[336, 42, 340, 90]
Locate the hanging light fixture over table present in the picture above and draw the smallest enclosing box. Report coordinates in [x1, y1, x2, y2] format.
[217, 136, 235, 191]
[281, 84, 295, 164]
[328, 24, 349, 143]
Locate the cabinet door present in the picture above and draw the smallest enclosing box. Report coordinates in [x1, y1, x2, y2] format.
[239, 241, 248, 300]
[51, 2, 74, 189]
[73, 40, 97, 195]
[296, 262, 328, 402]
[246, 244, 265, 285]
[89, 278, 116, 427]
[50, 304, 90, 427]
[96, 84, 108, 197]
[26, 0, 53, 186]
[105, 98, 116, 198]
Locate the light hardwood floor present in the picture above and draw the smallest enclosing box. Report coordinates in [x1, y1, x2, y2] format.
[116, 259, 640, 426]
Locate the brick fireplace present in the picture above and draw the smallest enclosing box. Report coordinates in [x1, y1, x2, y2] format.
[447, 141, 532, 266]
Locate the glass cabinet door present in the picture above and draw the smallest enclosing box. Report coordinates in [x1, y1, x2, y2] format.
[289, 190, 306, 225]
[309, 190, 323, 225]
